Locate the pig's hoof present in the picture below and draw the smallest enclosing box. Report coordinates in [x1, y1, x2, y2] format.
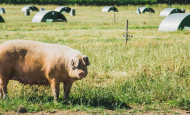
[3, 94, 9, 99]
[18, 105, 28, 113]
[62, 99, 70, 104]
[54, 100, 58, 103]
[50, 110, 56, 113]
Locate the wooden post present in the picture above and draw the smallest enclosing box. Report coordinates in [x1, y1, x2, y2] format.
[114, 14, 115, 23]
[125, 20, 128, 44]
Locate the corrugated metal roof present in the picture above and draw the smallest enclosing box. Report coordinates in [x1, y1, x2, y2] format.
[0, 15, 5, 22]
[54, 6, 71, 13]
[136, 7, 155, 14]
[102, 6, 118, 12]
[158, 13, 190, 31]
[54, 6, 67, 11]
[32, 10, 67, 23]
[0, 8, 5, 14]
[160, 8, 183, 16]
[21, 5, 39, 12]
[32, 10, 50, 23]
[136, 7, 146, 14]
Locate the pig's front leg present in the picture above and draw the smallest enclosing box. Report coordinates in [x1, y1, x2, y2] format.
[0, 79, 2, 98]
[0, 86, 2, 99]
[64, 82, 73, 100]
[50, 79, 60, 103]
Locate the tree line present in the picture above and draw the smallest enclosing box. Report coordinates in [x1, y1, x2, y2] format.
[0, 0, 189, 5]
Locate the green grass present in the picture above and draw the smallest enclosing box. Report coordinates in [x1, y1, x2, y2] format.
[0, 4, 190, 114]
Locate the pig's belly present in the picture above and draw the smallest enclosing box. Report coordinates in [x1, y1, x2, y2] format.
[9, 72, 50, 86]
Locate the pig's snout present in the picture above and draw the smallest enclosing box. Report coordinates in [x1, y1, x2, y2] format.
[78, 72, 85, 78]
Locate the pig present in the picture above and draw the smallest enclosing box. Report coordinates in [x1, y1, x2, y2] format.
[0, 40, 90, 102]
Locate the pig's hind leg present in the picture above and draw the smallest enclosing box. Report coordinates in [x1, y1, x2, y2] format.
[0, 77, 9, 99]
[0, 72, 11, 99]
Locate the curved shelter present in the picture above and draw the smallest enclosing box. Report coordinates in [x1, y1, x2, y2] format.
[136, 7, 155, 14]
[0, 15, 5, 22]
[0, 8, 5, 14]
[158, 13, 190, 32]
[160, 8, 183, 16]
[54, 6, 71, 13]
[32, 10, 67, 23]
[102, 6, 118, 12]
[21, 5, 39, 12]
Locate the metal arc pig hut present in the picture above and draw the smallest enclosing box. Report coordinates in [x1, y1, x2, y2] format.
[102, 6, 118, 12]
[136, 7, 155, 14]
[32, 10, 67, 23]
[54, 6, 71, 13]
[158, 13, 190, 32]
[21, 5, 39, 12]
[0, 15, 5, 22]
[0, 8, 5, 14]
[159, 8, 184, 16]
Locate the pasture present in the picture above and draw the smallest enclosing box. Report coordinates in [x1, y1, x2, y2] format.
[1, 4, 190, 114]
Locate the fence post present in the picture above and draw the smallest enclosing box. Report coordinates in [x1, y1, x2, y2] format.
[125, 20, 128, 44]
[113, 14, 115, 23]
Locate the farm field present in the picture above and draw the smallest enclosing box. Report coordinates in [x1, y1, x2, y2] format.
[1, 4, 190, 114]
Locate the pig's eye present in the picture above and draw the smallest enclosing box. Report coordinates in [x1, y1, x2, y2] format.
[72, 66, 76, 69]
[70, 57, 79, 68]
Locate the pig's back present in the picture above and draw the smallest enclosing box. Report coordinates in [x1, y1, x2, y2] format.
[0, 40, 81, 67]
[0, 40, 77, 59]
[0, 40, 73, 54]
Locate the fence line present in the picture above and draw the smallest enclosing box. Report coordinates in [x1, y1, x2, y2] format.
[132, 35, 190, 39]
[1, 31, 190, 40]
[0, 31, 122, 36]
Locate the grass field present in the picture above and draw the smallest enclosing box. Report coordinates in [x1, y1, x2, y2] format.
[1, 4, 190, 114]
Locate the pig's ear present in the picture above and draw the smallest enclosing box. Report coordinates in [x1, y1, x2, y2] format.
[70, 57, 79, 68]
[82, 55, 90, 66]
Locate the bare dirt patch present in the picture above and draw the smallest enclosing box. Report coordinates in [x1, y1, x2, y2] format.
[3, 109, 190, 115]
[3, 111, 89, 115]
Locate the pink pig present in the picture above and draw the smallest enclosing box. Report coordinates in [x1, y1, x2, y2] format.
[0, 40, 90, 102]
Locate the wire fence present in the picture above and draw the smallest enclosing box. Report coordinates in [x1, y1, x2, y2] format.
[1, 31, 190, 40]
[132, 35, 190, 39]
